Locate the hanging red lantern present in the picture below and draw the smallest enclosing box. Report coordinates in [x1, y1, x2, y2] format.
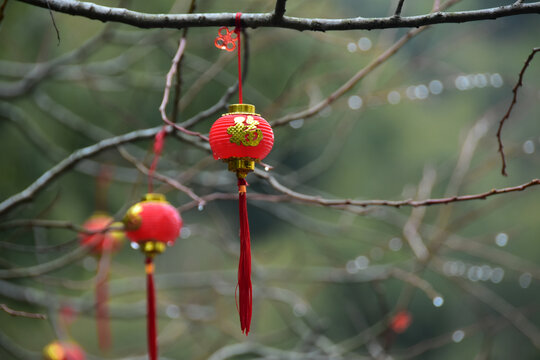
[79, 213, 124, 352]
[43, 341, 85, 360]
[209, 104, 274, 169]
[123, 193, 182, 360]
[390, 310, 413, 334]
[123, 193, 182, 253]
[80, 213, 124, 253]
[209, 104, 274, 335]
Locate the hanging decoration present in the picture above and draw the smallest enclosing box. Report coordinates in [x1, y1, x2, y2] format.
[210, 12, 274, 335]
[123, 128, 182, 360]
[79, 212, 124, 351]
[43, 341, 85, 360]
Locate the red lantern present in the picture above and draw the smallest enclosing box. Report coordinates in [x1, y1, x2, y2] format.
[390, 310, 413, 334]
[43, 341, 85, 360]
[79, 213, 124, 352]
[124, 193, 182, 253]
[209, 104, 274, 169]
[123, 193, 182, 360]
[209, 104, 274, 335]
[80, 213, 124, 254]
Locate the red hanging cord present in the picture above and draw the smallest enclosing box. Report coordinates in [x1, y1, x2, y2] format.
[96, 244, 112, 351]
[237, 177, 252, 335]
[234, 12, 243, 104]
[145, 256, 158, 360]
[148, 128, 167, 193]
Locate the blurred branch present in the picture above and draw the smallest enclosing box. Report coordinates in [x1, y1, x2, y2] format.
[447, 270, 540, 350]
[403, 167, 436, 261]
[0, 303, 47, 319]
[0, 0, 8, 24]
[15, 0, 540, 31]
[118, 147, 206, 207]
[496, 47, 540, 176]
[0, 123, 207, 217]
[0, 26, 112, 99]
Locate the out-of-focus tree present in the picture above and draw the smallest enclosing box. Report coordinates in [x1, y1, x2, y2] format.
[1, 0, 540, 359]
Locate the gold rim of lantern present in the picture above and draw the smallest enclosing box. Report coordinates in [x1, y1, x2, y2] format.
[226, 103, 257, 115]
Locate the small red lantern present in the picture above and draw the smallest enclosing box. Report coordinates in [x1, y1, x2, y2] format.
[390, 310, 413, 334]
[123, 193, 182, 360]
[123, 193, 182, 254]
[43, 341, 85, 360]
[79, 213, 124, 352]
[209, 103, 274, 335]
[80, 213, 124, 254]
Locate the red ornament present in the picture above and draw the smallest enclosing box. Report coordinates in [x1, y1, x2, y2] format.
[390, 310, 413, 333]
[79, 213, 124, 352]
[124, 193, 182, 254]
[79, 213, 124, 254]
[209, 104, 274, 336]
[210, 104, 274, 170]
[43, 341, 85, 360]
[123, 193, 182, 360]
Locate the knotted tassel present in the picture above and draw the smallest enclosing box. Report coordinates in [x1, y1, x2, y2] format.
[145, 256, 158, 360]
[237, 177, 252, 335]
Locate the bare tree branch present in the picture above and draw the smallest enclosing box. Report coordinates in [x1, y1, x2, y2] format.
[0, 303, 47, 320]
[258, 171, 540, 208]
[496, 47, 540, 176]
[14, 0, 540, 31]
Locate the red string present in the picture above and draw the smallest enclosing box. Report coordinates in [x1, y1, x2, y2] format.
[237, 178, 252, 335]
[96, 276, 110, 351]
[96, 241, 112, 352]
[148, 128, 167, 193]
[145, 256, 158, 360]
[235, 12, 243, 104]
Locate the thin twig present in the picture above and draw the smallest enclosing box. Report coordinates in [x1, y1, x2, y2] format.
[15, 0, 540, 31]
[159, 37, 208, 141]
[496, 47, 540, 176]
[45, 0, 60, 45]
[171, 0, 196, 122]
[394, 0, 406, 16]
[0, 303, 47, 319]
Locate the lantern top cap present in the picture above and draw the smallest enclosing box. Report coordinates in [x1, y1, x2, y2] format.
[228, 103, 256, 114]
[141, 193, 168, 203]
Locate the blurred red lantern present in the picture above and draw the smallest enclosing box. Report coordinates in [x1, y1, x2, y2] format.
[390, 310, 413, 333]
[79, 213, 124, 254]
[79, 213, 124, 352]
[43, 341, 85, 360]
[123, 193, 182, 360]
[209, 104, 274, 336]
[123, 193, 182, 254]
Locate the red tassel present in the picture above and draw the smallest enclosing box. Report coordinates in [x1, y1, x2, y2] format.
[96, 243, 112, 352]
[237, 178, 252, 335]
[96, 272, 111, 351]
[145, 256, 158, 360]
